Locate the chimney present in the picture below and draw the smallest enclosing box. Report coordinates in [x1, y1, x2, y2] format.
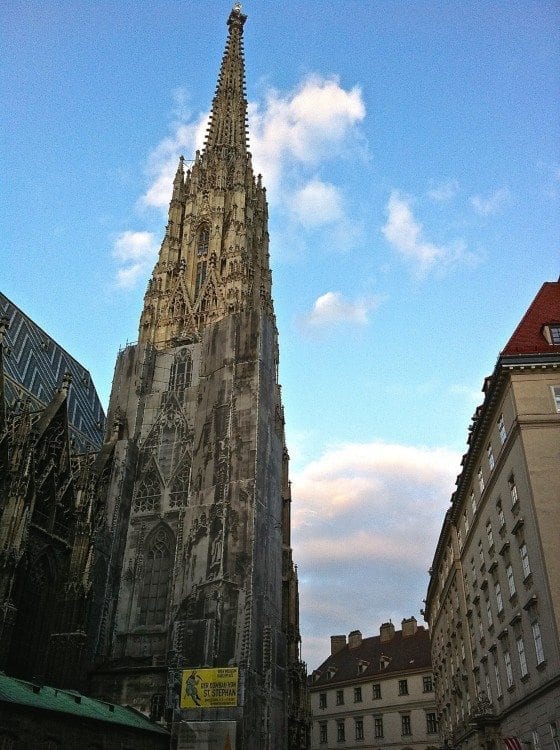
[401, 616, 418, 638]
[348, 630, 362, 649]
[330, 635, 346, 655]
[379, 621, 395, 643]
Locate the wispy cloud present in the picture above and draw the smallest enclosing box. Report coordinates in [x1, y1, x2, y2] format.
[470, 187, 510, 216]
[301, 291, 380, 329]
[427, 179, 459, 203]
[382, 191, 446, 274]
[112, 231, 158, 289]
[292, 440, 460, 668]
[289, 179, 344, 227]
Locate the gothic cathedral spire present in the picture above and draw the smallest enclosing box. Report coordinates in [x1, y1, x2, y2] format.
[139, 4, 271, 350]
[91, 7, 308, 748]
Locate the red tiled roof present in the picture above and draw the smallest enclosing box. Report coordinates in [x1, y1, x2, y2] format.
[501, 281, 560, 356]
[309, 627, 431, 689]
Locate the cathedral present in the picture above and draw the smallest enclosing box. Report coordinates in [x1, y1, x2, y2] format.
[0, 5, 308, 749]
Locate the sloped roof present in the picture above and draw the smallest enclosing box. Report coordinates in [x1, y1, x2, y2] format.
[501, 281, 560, 356]
[0, 673, 168, 735]
[309, 626, 431, 689]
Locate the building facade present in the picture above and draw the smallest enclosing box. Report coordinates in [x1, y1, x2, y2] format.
[309, 618, 438, 750]
[87, 6, 308, 748]
[0, 303, 108, 692]
[425, 281, 560, 750]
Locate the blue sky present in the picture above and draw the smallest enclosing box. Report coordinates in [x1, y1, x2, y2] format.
[2, 0, 559, 669]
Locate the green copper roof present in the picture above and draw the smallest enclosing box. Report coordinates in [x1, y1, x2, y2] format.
[0, 673, 168, 735]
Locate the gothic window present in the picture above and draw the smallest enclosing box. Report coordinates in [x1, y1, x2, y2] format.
[138, 525, 174, 627]
[197, 224, 210, 256]
[133, 471, 161, 513]
[170, 458, 191, 508]
[195, 261, 207, 297]
[169, 348, 192, 392]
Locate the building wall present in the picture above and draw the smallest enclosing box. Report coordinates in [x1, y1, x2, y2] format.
[426, 308, 560, 750]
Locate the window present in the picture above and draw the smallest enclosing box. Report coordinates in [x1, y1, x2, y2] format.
[478, 540, 485, 567]
[498, 414, 507, 444]
[319, 723, 328, 744]
[497, 499, 505, 529]
[509, 476, 519, 507]
[355, 718, 364, 741]
[169, 348, 192, 391]
[138, 525, 174, 626]
[552, 386, 560, 413]
[372, 683, 381, 699]
[336, 689, 344, 705]
[532, 620, 545, 664]
[196, 224, 210, 255]
[532, 730, 542, 750]
[485, 669, 492, 701]
[478, 468, 485, 493]
[494, 655, 503, 698]
[548, 325, 560, 344]
[516, 635, 528, 677]
[354, 686, 362, 703]
[495, 582, 504, 613]
[506, 564, 516, 598]
[426, 712, 438, 734]
[374, 716, 384, 739]
[319, 692, 327, 709]
[520, 543, 531, 579]
[0, 736, 17, 750]
[486, 521, 494, 548]
[486, 597, 493, 628]
[471, 490, 477, 515]
[504, 649, 514, 688]
[550, 721, 560, 750]
[457, 524, 462, 548]
[398, 679, 409, 695]
[336, 720, 345, 742]
[487, 444, 495, 471]
[401, 714, 411, 736]
[423, 675, 433, 692]
[464, 510, 470, 535]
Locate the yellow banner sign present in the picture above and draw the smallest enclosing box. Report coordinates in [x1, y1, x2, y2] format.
[181, 668, 239, 708]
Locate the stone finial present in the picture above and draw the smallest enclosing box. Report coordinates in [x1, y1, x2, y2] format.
[0, 315, 9, 344]
[60, 371, 72, 393]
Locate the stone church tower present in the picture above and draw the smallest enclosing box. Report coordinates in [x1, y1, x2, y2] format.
[91, 5, 308, 747]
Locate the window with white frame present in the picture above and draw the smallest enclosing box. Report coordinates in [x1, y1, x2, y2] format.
[550, 721, 560, 750]
[552, 386, 560, 412]
[495, 582, 504, 613]
[374, 716, 384, 739]
[548, 325, 560, 344]
[355, 718, 364, 741]
[372, 683, 381, 699]
[497, 499, 505, 529]
[519, 543, 531, 579]
[486, 521, 494, 548]
[423, 674, 433, 692]
[486, 598, 493, 628]
[504, 649, 514, 688]
[401, 714, 411, 736]
[506, 564, 516, 597]
[532, 730, 541, 750]
[478, 468, 485, 493]
[336, 689, 344, 705]
[493, 654, 502, 697]
[353, 686, 362, 703]
[498, 414, 507, 444]
[426, 712, 438, 734]
[509, 476, 519, 507]
[398, 679, 408, 695]
[471, 490, 477, 515]
[516, 635, 528, 677]
[337, 719, 345, 742]
[464, 510, 470, 535]
[487, 444, 495, 471]
[532, 620, 545, 664]
[478, 540, 485, 567]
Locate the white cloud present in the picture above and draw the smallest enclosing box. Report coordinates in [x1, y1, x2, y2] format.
[427, 179, 459, 202]
[112, 230, 158, 289]
[470, 187, 510, 216]
[301, 291, 380, 328]
[382, 191, 445, 273]
[291, 441, 460, 668]
[289, 179, 344, 227]
[249, 75, 365, 196]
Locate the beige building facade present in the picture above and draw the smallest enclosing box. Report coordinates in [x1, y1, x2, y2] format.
[425, 281, 560, 750]
[309, 619, 438, 750]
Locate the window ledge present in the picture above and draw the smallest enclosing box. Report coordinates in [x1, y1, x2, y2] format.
[536, 660, 547, 672]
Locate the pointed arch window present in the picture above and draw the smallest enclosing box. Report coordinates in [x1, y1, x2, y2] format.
[133, 471, 161, 513]
[169, 348, 192, 392]
[195, 261, 207, 297]
[138, 525, 174, 627]
[197, 224, 210, 256]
